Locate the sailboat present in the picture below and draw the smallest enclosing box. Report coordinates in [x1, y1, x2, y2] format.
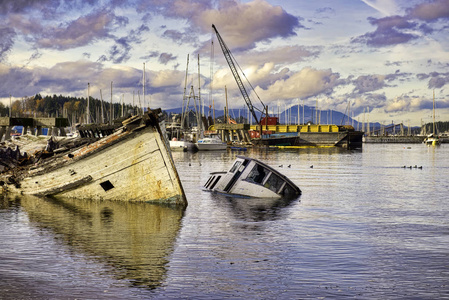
[424, 90, 440, 146]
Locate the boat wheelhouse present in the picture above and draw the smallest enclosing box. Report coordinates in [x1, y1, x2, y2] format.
[204, 156, 301, 199]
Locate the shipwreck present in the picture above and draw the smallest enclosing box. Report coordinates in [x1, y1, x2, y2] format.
[203, 155, 301, 199]
[0, 109, 186, 206]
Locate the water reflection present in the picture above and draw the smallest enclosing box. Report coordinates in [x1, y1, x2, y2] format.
[18, 195, 185, 289]
[211, 193, 300, 222]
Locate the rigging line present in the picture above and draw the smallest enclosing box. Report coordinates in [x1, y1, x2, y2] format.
[209, 30, 214, 113]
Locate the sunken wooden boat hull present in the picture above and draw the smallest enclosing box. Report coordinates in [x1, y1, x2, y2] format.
[1, 111, 186, 205]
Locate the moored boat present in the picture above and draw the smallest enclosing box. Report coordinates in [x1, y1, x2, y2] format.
[203, 155, 301, 199]
[423, 133, 440, 146]
[169, 138, 198, 152]
[424, 91, 441, 147]
[251, 124, 364, 150]
[0, 109, 187, 205]
[196, 137, 227, 151]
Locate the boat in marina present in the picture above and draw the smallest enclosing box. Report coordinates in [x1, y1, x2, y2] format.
[252, 124, 364, 149]
[423, 90, 441, 146]
[196, 137, 227, 151]
[0, 109, 187, 205]
[169, 138, 198, 152]
[203, 155, 301, 199]
[424, 133, 440, 146]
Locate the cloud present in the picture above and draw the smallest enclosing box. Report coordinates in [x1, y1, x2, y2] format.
[98, 23, 149, 64]
[428, 74, 449, 89]
[416, 71, 449, 89]
[37, 10, 118, 50]
[255, 67, 343, 104]
[243, 45, 321, 67]
[354, 0, 449, 47]
[0, 27, 16, 62]
[0, 0, 59, 15]
[158, 53, 177, 65]
[407, 0, 449, 21]
[5, 8, 120, 51]
[353, 74, 388, 93]
[199, 0, 302, 51]
[315, 7, 335, 16]
[0, 60, 140, 98]
[352, 15, 419, 47]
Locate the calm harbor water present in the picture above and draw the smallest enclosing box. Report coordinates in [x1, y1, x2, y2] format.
[1, 143, 448, 299]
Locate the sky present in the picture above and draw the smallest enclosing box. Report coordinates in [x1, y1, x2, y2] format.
[0, 0, 448, 126]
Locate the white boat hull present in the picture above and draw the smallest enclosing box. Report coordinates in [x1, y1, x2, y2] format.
[196, 138, 227, 151]
[169, 140, 197, 152]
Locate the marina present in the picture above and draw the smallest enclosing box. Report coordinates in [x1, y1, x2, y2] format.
[1, 143, 448, 299]
[1, 2, 448, 298]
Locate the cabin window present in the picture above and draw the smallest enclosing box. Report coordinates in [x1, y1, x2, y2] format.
[229, 161, 242, 173]
[209, 176, 221, 190]
[263, 173, 284, 193]
[204, 176, 214, 188]
[246, 164, 267, 184]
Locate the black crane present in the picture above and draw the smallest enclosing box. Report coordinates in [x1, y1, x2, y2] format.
[212, 24, 266, 125]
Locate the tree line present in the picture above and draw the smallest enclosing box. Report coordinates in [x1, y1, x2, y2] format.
[423, 121, 449, 134]
[0, 94, 143, 125]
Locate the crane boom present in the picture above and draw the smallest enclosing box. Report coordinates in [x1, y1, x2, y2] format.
[212, 24, 260, 124]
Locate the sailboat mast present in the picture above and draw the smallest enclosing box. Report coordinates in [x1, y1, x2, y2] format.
[110, 81, 113, 125]
[433, 89, 436, 135]
[181, 54, 190, 130]
[198, 54, 203, 119]
[87, 83, 90, 124]
[100, 89, 104, 123]
[143, 62, 146, 111]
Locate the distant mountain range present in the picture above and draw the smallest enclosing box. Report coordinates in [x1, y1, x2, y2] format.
[164, 105, 381, 131]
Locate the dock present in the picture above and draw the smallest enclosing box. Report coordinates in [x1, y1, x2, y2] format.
[0, 117, 70, 140]
[364, 136, 426, 143]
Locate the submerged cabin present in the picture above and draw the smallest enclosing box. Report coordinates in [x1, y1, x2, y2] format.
[204, 156, 301, 199]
